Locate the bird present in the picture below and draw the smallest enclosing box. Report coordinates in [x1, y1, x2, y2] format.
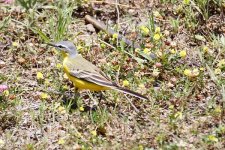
[47, 41, 148, 100]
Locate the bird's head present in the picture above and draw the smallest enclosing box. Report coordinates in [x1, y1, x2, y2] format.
[48, 41, 77, 57]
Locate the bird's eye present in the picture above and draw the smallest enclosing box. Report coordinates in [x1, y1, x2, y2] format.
[58, 45, 64, 48]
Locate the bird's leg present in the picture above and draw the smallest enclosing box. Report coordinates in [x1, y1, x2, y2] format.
[99, 92, 103, 104]
[74, 87, 80, 98]
[66, 87, 79, 110]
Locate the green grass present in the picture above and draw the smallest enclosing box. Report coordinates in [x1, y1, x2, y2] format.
[0, 0, 225, 149]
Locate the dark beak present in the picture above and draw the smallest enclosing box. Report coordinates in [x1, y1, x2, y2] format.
[47, 43, 57, 47]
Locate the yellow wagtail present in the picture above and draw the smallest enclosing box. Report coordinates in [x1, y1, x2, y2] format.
[48, 41, 148, 100]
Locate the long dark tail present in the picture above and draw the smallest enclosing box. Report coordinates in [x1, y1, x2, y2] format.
[112, 86, 148, 100]
[71, 70, 149, 100]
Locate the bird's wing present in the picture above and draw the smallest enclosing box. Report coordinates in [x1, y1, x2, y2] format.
[65, 55, 117, 87]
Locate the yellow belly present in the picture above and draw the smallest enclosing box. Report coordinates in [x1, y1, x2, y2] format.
[66, 72, 110, 91]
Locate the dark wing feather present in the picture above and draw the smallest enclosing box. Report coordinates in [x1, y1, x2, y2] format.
[69, 69, 117, 88]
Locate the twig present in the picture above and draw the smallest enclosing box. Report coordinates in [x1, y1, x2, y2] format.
[115, 0, 120, 47]
[90, 0, 137, 9]
[85, 15, 141, 49]
[125, 95, 139, 113]
[98, 39, 116, 49]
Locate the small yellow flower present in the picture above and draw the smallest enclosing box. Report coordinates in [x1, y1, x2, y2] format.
[58, 138, 65, 145]
[184, 69, 191, 76]
[214, 68, 221, 75]
[135, 48, 140, 52]
[153, 33, 161, 41]
[183, 0, 190, 5]
[138, 83, 145, 88]
[12, 42, 19, 47]
[37, 72, 44, 80]
[91, 130, 97, 136]
[184, 68, 200, 77]
[58, 106, 66, 114]
[214, 106, 222, 114]
[56, 63, 62, 69]
[170, 49, 176, 54]
[179, 50, 187, 58]
[169, 105, 174, 109]
[202, 46, 209, 53]
[143, 48, 150, 55]
[79, 106, 84, 111]
[174, 111, 183, 119]
[62, 85, 69, 90]
[112, 33, 118, 40]
[217, 59, 225, 68]
[40, 92, 49, 99]
[200, 67, 204, 71]
[3, 90, 9, 96]
[63, 73, 68, 79]
[207, 135, 218, 142]
[153, 11, 162, 18]
[123, 80, 129, 87]
[138, 145, 144, 150]
[140, 25, 150, 36]
[77, 45, 83, 51]
[155, 27, 161, 33]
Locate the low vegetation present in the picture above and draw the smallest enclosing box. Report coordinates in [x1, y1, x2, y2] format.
[0, 0, 224, 149]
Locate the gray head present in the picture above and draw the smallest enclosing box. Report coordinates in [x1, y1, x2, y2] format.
[48, 41, 77, 57]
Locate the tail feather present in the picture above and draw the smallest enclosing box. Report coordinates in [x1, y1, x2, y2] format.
[112, 86, 148, 100]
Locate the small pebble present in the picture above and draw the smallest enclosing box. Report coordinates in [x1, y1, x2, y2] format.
[0, 60, 6, 68]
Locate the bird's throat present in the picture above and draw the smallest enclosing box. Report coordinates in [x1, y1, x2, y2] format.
[61, 51, 68, 58]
